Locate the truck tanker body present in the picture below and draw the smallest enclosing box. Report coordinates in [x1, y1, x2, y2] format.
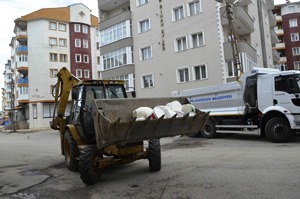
[176, 67, 300, 142]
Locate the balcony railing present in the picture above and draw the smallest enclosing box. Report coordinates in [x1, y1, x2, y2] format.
[275, 29, 284, 36]
[18, 78, 28, 84]
[276, 15, 282, 23]
[98, 0, 129, 11]
[16, 46, 28, 54]
[270, 29, 279, 44]
[269, 11, 276, 28]
[273, 43, 285, 50]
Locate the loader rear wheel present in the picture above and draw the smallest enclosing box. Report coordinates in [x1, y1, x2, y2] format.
[64, 130, 79, 171]
[79, 146, 101, 185]
[201, 119, 217, 138]
[148, 139, 161, 172]
[265, 117, 292, 143]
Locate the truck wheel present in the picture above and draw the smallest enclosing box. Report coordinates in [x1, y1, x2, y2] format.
[79, 146, 102, 185]
[201, 119, 217, 138]
[64, 130, 79, 171]
[148, 139, 161, 172]
[265, 117, 292, 143]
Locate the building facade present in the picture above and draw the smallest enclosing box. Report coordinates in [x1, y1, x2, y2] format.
[273, 1, 300, 70]
[98, 0, 277, 98]
[4, 3, 100, 129]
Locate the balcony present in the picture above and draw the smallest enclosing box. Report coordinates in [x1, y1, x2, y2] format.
[223, 40, 256, 62]
[275, 29, 284, 36]
[16, 31, 27, 42]
[272, 50, 280, 62]
[99, 0, 129, 11]
[278, 56, 287, 63]
[270, 29, 279, 44]
[16, 46, 28, 55]
[17, 78, 29, 87]
[99, 11, 132, 30]
[17, 93, 29, 105]
[273, 43, 285, 50]
[221, 5, 254, 35]
[269, 11, 276, 28]
[276, 15, 282, 23]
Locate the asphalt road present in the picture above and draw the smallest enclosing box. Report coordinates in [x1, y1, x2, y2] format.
[1, 129, 300, 199]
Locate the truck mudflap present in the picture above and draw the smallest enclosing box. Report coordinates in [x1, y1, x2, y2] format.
[93, 97, 209, 149]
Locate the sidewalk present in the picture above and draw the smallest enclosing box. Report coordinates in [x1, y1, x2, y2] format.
[0, 125, 51, 134]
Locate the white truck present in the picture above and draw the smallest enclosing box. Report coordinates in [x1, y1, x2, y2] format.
[175, 67, 300, 142]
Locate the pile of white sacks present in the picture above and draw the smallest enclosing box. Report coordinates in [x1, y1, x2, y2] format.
[132, 100, 196, 121]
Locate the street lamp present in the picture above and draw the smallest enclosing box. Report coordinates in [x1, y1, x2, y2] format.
[215, 0, 242, 80]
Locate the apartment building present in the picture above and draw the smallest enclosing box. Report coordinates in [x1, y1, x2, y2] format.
[5, 3, 100, 129]
[273, 1, 300, 70]
[98, 0, 277, 98]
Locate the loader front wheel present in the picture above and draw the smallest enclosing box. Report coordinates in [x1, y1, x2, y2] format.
[201, 119, 217, 138]
[148, 139, 161, 172]
[64, 130, 79, 171]
[79, 146, 102, 185]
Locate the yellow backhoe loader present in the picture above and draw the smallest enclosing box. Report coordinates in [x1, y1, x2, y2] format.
[51, 67, 209, 184]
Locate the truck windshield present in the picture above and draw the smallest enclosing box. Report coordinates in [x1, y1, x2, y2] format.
[274, 74, 300, 94]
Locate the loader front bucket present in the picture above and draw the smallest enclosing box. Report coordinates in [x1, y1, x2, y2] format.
[93, 97, 209, 149]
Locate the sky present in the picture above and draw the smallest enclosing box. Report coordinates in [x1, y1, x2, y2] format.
[0, 0, 297, 111]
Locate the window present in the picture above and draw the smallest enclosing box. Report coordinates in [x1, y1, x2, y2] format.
[141, 46, 152, 60]
[74, 24, 81, 32]
[60, 54, 67, 62]
[33, 104, 37, 119]
[291, 33, 299, 41]
[191, 32, 204, 48]
[100, 21, 130, 46]
[49, 53, 58, 62]
[173, 6, 185, 21]
[142, 74, 154, 88]
[75, 39, 81, 47]
[84, 70, 90, 78]
[175, 36, 187, 52]
[189, 1, 201, 16]
[139, 18, 150, 33]
[226, 60, 235, 77]
[294, 61, 300, 70]
[178, 68, 189, 83]
[289, 6, 295, 13]
[82, 25, 88, 33]
[75, 54, 82, 62]
[49, 37, 57, 46]
[194, 65, 207, 80]
[96, 42, 100, 50]
[101, 47, 132, 70]
[289, 19, 297, 27]
[43, 103, 55, 118]
[292, 47, 300, 55]
[138, 0, 149, 6]
[76, 69, 82, 78]
[18, 54, 27, 62]
[59, 38, 67, 47]
[58, 23, 66, 31]
[49, 22, 57, 30]
[83, 55, 89, 63]
[50, 69, 58, 77]
[97, 56, 100, 64]
[83, 40, 89, 48]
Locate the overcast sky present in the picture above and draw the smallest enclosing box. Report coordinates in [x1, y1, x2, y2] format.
[0, 0, 298, 111]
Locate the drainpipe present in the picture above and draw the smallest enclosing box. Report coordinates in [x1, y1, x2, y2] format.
[257, 0, 268, 68]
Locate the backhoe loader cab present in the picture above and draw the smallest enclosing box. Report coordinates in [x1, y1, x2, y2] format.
[68, 81, 127, 143]
[51, 67, 209, 184]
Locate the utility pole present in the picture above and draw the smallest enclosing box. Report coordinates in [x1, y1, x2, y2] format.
[10, 72, 16, 132]
[216, 0, 242, 81]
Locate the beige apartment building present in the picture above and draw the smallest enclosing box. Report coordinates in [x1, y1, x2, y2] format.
[98, 0, 277, 98]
